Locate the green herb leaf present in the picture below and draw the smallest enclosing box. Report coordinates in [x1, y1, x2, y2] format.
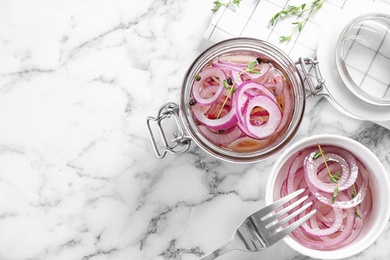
[279, 35, 292, 43]
[292, 21, 304, 32]
[329, 172, 340, 183]
[233, 0, 242, 6]
[331, 186, 339, 203]
[269, 0, 326, 43]
[355, 208, 362, 219]
[247, 69, 261, 74]
[211, 0, 241, 13]
[247, 60, 258, 70]
[269, 12, 280, 26]
[313, 151, 322, 159]
[223, 79, 229, 90]
[330, 176, 338, 183]
[211, 1, 222, 12]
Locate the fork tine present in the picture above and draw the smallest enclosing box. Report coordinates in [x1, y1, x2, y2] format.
[262, 194, 310, 227]
[254, 188, 306, 219]
[268, 200, 314, 233]
[272, 208, 317, 241]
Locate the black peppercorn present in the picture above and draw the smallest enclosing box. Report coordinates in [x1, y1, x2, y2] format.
[256, 57, 270, 63]
[227, 77, 233, 85]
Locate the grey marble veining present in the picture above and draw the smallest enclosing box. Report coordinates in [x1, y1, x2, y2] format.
[0, 0, 390, 260]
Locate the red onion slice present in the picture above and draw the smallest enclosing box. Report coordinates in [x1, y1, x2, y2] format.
[192, 67, 226, 106]
[243, 95, 282, 139]
[302, 202, 343, 237]
[192, 104, 238, 131]
[261, 68, 285, 96]
[233, 81, 279, 139]
[305, 152, 352, 193]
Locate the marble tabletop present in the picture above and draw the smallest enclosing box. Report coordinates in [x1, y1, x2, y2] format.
[0, 0, 389, 260]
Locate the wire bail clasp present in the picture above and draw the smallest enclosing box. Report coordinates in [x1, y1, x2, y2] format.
[295, 57, 326, 98]
[146, 102, 191, 159]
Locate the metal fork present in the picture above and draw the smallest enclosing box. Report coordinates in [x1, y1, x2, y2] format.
[198, 188, 317, 260]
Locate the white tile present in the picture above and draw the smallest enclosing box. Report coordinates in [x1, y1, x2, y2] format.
[209, 28, 235, 43]
[296, 20, 324, 50]
[252, 1, 283, 27]
[203, 24, 215, 40]
[379, 31, 390, 59]
[385, 86, 390, 99]
[209, 6, 226, 26]
[272, 14, 297, 37]
[345, 43, 376, 75]
[289, 41, 316, 61]
[345, 65, 365, 87]
[360, 75, 389, 99]
[326, 0, 347, 8]
[217, 8, 249, 37]
[368, 53, 390, 84]
[310, 1, 342, 25]
[234, 0, 260, 17]
[285, 0, 304, 8]
[268, 32, 294, 54]
[357, 20, 387, 51]
[240, 20, 272, 41]
[266, 0, 288, 8]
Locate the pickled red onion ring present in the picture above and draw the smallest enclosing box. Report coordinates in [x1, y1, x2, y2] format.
[233, 81, 279, 139]
[192, 104, 237, 131]
[305, 153, 353, 193]
[192, 67, 226, 106]
[301, 200, 344, 237]
[243, 95, 282, 139]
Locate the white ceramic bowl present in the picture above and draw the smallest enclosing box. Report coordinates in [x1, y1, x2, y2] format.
[265, 134, 390, 259]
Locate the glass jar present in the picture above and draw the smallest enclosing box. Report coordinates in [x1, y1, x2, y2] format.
[147, 38, 306, 163]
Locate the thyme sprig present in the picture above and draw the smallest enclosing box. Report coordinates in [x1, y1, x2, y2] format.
[269, 0, 326, 43]
[352, 184, 362, 219]
[316, 143, 339, 203]
[212, 0, 242, 13]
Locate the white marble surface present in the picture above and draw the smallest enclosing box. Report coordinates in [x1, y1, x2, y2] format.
[0, 0, 389, 260]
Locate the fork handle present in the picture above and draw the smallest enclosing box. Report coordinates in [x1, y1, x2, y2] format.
[198, 242, 234, 260]
[198, 249, 223, 260]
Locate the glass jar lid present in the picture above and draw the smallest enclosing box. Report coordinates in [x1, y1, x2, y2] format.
[336, 13, 390, 106]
